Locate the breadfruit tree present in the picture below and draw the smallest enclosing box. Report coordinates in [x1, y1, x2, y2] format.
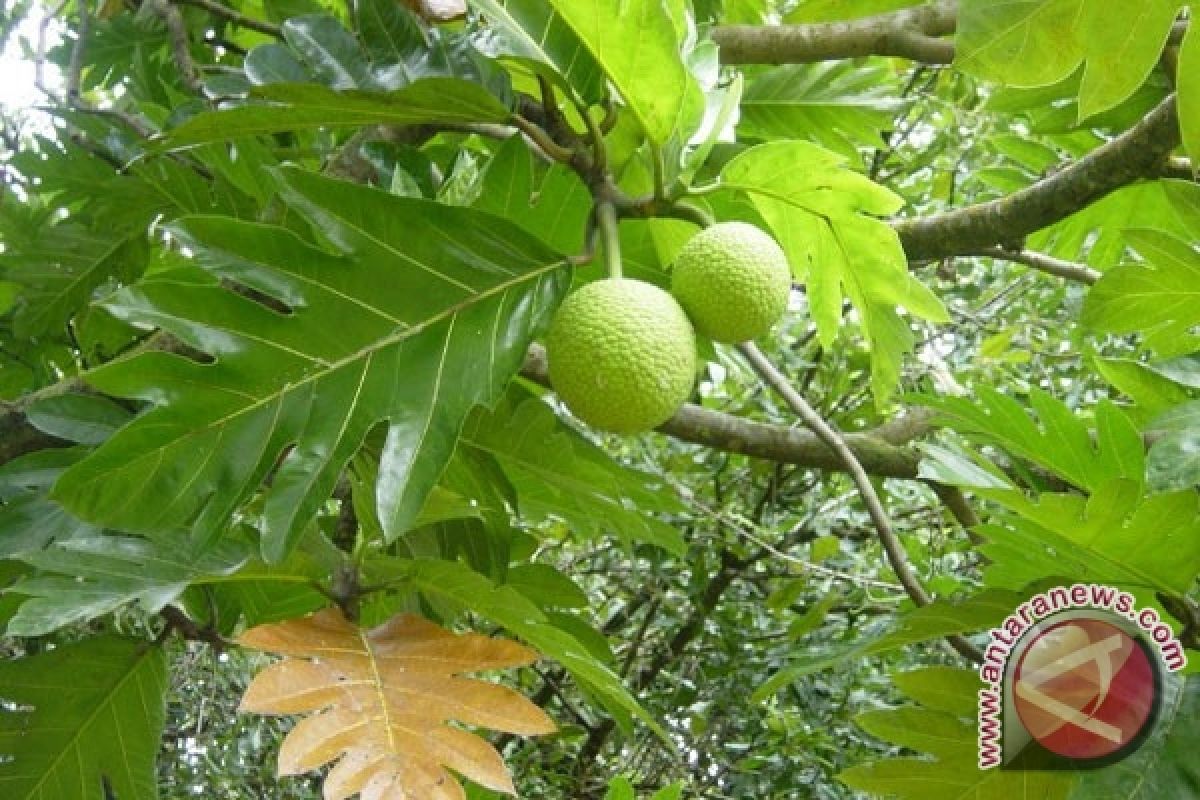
[0, 0, 1198, 797]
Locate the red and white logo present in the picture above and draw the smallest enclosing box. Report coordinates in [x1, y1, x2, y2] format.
[1012, 618, 1157, 761]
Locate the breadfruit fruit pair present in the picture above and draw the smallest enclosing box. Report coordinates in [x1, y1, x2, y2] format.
[545, 222, 791, 433]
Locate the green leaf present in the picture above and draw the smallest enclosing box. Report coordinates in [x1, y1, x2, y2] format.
[282, 14, 375, 89]
[738, 62, 902, 156]
[1182, 23, 1200, 164]
[0, 228, 147, 338]
[472, 0, 606, 104]
[719, 140, 946, 401]
[891, 666, 984, 718]
[1147, 401, 1200, 491]
[753, 589, 1020, 700]
[1030, 180, 1200, 268]
[544, 0, 699, 146]
[920, 389, 1144, 493]
[1070, 677, 1200, 799]
[394, 557, 672, 746]
[461, 388, 687, 554]
[6, 530, 252, 636]
[24, 394, 133, 445]
[840, 665, 1076, 799]
[0, 636, 168, 800]
[1094, 357, 1190, 425]
[957, 0, 1180, 119]
[53, 168, 569, 562]
[785, 0, 923, 22]
[244, 43, 310, 85]
[1084, 229, 1200, 357]
[162, 79, 512, 148]
[473, 135, 591, 255]
[0, 449, 98, 559]
[979, 482, 1200, 596]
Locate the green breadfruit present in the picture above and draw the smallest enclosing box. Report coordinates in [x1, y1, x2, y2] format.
[545, 279, 696, 433]
[671, 221, 792, 343]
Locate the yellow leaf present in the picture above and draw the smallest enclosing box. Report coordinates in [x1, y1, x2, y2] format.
[238, 609, 556, 799]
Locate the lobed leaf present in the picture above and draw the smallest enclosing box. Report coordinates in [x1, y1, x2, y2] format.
[52, 168, 569, 562]
[237, 608, 555, 799]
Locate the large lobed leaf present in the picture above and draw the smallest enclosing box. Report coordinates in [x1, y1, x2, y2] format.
[920, 389, 1146, 493]
[839, 666, 1078, 799]
[720, 140, 947, 401]
[238, 608, 555, 799]
[1084, 228, 1200, 358]
[0, 636, 168, 800]
[52, 168, 569, 562]
[956, 0, 1184, 120]
[978, 481, 1200, 598]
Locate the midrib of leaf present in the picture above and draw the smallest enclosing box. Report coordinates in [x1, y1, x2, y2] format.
[357, 628, 400, 756]
[70, 257, 564, 494]
[19, 644, 159, 800]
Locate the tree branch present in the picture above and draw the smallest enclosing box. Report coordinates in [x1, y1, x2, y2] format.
[712, 1, 956, 65]
[519, 343, 931, 479]
[175, 0, 283, 38]
[957, 247, 1101, 285]
[736, 342, 983, 664]
[147, 0, 205, 94]
[895, 93, 1180, 261]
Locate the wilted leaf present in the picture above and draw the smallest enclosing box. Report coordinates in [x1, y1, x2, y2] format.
[238, 608, 556, 799]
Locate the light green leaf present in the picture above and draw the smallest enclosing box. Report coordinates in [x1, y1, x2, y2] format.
[544, 0, 698, 146]
[162, 79, 512, 148]
[461, 388, 687, 554]
[472, 0, 606, 103]
[839, 665, 1076, 799]
[739, 62, 902, 156]
[956, 0, 1084, 89]
[1084, 228, 1200, 358]
[1182, 23, 1200, 164]
[1075, 0, 1182, 118]
[1030, 180, 1200, 268]
[957, 0, 1181, 119]
[920, 389, 1145, 492]
[53, 168, 569, 562]
[6, 530, 251, 636]
[720, 140, 947, 401]
[979, 481, 1200, 596]
[0, 636, 168, 800]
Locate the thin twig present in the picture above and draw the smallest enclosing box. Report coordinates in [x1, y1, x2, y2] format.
[736, 342, 983, 664]
[962, 247, 1101, 285]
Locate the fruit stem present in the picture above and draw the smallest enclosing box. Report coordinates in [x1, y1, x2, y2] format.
[596, 199, 622, 280]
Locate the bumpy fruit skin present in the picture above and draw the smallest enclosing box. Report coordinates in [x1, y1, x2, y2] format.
[546, 279, 696, 433]
[671, 221, 792, 343]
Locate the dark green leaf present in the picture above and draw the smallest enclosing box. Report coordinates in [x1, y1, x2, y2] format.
[53, 168, 568, 562]
[0, 636, 168, 800]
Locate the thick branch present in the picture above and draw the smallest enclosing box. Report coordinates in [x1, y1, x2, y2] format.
[520, 344, 929, 479]
[895, 94, 1180, 261]
[713, 1, 956, 65]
